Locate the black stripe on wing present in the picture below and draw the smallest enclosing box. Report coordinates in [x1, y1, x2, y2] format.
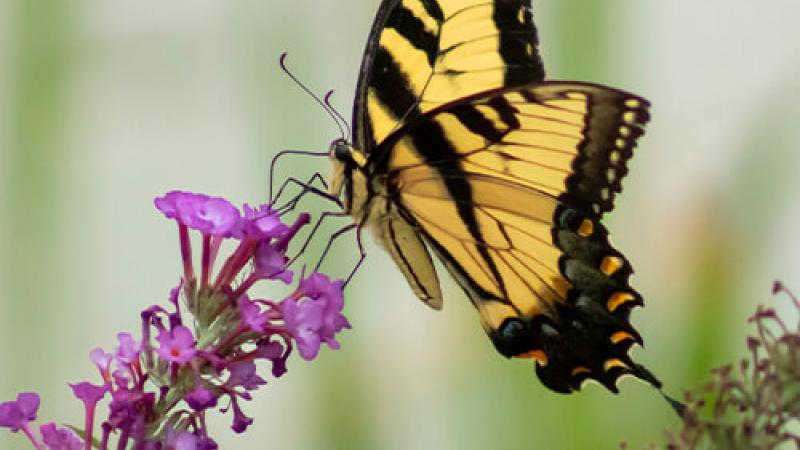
[385, 5, 441, 66]
[493, 0, 545, 86]
[372, 46, 422, 122]
[407, 118, 511, 301]
[420, 0, 445, 22]
[450, 104, 506, 142]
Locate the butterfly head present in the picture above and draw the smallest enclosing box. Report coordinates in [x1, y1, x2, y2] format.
[328, 138, 367, 213]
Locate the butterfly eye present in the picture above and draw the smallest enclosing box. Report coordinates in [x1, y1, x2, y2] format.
[329, 139, 352, 163]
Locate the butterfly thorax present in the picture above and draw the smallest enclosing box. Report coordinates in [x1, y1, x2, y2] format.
[328, 139, 377, 222]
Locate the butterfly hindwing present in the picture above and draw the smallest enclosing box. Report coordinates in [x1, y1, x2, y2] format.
[378, 82, 654, 392]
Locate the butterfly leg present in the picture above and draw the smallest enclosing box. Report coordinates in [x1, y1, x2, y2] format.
[344, 228, 366, 288]
[286, 210, 350, 267]
[272, 173, 341, 213]
[312, 222, 360, 277]
[272, 172, 328, 204]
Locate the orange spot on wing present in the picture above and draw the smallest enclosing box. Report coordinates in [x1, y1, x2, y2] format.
[607, 292, 635, 312]
[577, 219, 594, 237]
[610, 331, 634, 345]
[517, 350, 548, 366]
[600, 256, 624, 276]
[571, 366, 591, 377]
[604, 358, 628, 372]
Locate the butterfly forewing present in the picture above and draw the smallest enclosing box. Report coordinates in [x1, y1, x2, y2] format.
[353, 0, 545, 151]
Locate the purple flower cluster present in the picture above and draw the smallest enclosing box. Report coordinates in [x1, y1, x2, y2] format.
[0, 191, 350, 450]
[627, 282, 800, 450]
[0, 393, 83, 450]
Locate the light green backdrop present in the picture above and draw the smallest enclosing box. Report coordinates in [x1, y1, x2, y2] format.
[2, 0, 799, 449]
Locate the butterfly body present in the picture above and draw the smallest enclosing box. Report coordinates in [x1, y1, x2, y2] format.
[328, 0, 660, 394]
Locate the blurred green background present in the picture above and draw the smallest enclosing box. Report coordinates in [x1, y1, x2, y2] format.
[2, 0, 799, 448]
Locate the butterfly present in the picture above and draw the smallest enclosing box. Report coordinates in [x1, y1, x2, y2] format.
[326, 0, 661, 394]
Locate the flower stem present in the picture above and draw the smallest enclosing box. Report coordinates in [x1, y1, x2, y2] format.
[178, 224, 196, 290]
[83, 402, 97, 450]
[116, 429, 129, 450]
[213, 239, 257, 290]
[200, 235, 212, 290]
[213, 325, 246, 355]
[231, 272, 260, 301]
[20, 423, 45, 450]
[99, 423, 111, 450]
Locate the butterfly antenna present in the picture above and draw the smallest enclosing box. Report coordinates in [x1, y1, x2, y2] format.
[279, 52, 347, 140]
[323, 90, 352, 142]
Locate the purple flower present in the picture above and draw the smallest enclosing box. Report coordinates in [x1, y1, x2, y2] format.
[282, 298, 324, 360]
[283, 273, 350, 360]
[154, 191, 182, 219]
[70, 382, 108, 406]
[90, 348, 113, 381]
[231, 204, 288, 241]
[40, 423, 83, 450]
[167, 430, 198, 450]
[301, 273, 350, 349]
[192, 197, 240, 235]
[166, 429, 200, 450]
[112, 369, 132, 389]
[229, 399, 253, 434]
[115, 332, 142, 365]
[225, 361, 266, 391]
[255, 340, 287, 378]
[156, 326, 197, 364]
[185, 386, 218, 411]
[253, 242, 293, 283]
[70, 382, 107, 449]
[155, 191, 240, 236]
[198, 437, 219, 450]
[0, 392, 39, 432]
[269, 354, 288, 378]
[169, 279, 184, 306]
[108, 388, 155, 435]
[239, 298, 269, 333]
[254, 340, 283, 360]
[164, 431, 218, 450]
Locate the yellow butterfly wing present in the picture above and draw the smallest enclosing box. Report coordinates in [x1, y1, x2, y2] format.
[347, 0, 545, 312]
[335, 0, 659, 393]
[353, 0, 545, 150]
[374, 82, 656, 392]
